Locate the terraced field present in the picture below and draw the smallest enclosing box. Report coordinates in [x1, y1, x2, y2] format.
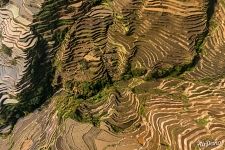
[0, 0, 225, 150]
[0, 0, 42, 129]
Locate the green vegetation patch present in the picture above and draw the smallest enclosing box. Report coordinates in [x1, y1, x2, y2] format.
[110, 124, 123, 133]
[160, 142, 172, 150]
[133, 83, 189, 106]
[1, 44, 12, 56]
[0, 118, 6, 126]
[64, 76, 111, 100]
[55, 91, 100, 125]
[144, 63, 194, 81]
[53, 27, 68, 45]
[194, 75, 225, 85]
[132, 86, 166, 95]
[57, 85, 114, 126]
[195, 117, 209, 127]
[10, 59, 17, 66]
[122, 67, 147, 80]
[73, 87, 114, 126]
[131, 68, 147, 77]
[74, 109, 101, 127]
[79, 59, 89, 71]
[86, 86, 114, 104]
[196, 78, 214, 84]
[139, 98, 147, 117]
[221, 0, 225, 8]
[168, 93, 188, 103]
[209, 19, 218, 32]
[56, 93, 82, 120]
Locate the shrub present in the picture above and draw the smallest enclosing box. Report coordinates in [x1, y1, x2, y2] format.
[1, 44, 12, 56]
[131, 68, 147, 77]
[195, 117, 209, 127]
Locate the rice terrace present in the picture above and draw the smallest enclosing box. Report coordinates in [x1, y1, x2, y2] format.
[0, 0, 225, 150]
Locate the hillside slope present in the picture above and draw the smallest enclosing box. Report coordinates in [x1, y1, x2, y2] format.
[0, 0, 225, 150]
